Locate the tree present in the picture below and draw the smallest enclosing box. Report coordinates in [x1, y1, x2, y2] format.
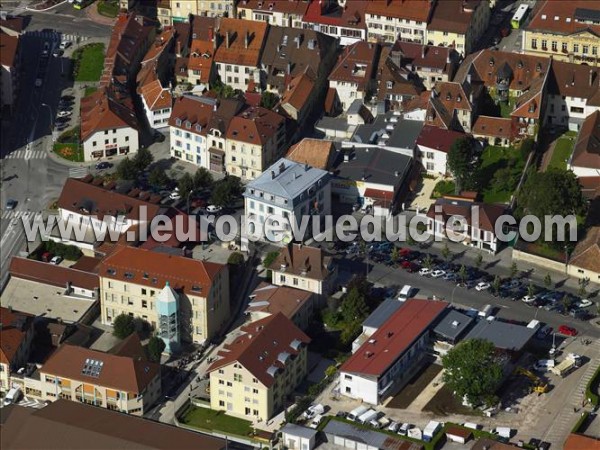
[177, 173, 195, 200]
[458, 264, 468, 284]
[447, 137, 477, 192]
[406, 233, 416, 246]
[544, 273, 552, 289]
[112, 314, 135, 339]
[147, 336, 166, 362]
[227, 252, 245, 266]
[133, 147, 154, 172]
[260, 91, 279, 109]
[492, 275, 501, 296]
[441, 244, 451, 261]
[148, 167, 170, 189]
[527, 282, 537, 298]
[340, 320, 362, 347]
[475, 253, 483, 269]
[520, 138, 534, 160]
[578, 277, 590, 298]
[324, 365, 337, 379]
[390, 247, 400, 264]
[211, 176, 242, 207]
[442, 339, 503, 407]
[193, 167, 213, 190]
[263, 251, 279, 268]
[341, 287, 369, 323]
[510, 262, 518, 278]
[516, 169, 586, 247]
[116, 157, 137, 180]
[562, 295, 573, 313]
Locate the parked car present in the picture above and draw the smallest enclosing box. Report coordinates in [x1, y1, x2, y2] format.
[50, 256, 63, 265]
[577, 299, 593, 308]
[5, 199, 17, 210]
[169, 189, 181, 200]
[387, 421, 400, 432]
[95, 162, 113, 170]
[419, 268, 431, 276]
[57, 110, 72, 118]
[430, 269, 446, 278]
[206, 205, 222, 213]
[521, 295, 537, 304]
[558, 325, 578, 336]
[59, 41, 71, 50]
[41, 252, 53, 262]
[52, 48, 64, 57]
[475, 282, 491, 291]
[398, 423, 411, 436]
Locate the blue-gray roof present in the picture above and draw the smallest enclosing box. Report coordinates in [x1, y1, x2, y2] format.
[432, 309, 474, 341]
[324, 420, 421, 449]
[387, 119, 424, 149]
[464, 320, 536, 351]
[351, 114, 423, 150]
[316, 116, 350, 132]
[281, 423, 318, 440]
[332, 147, 413, 188]
[363, 299, 404, 330]
[245, 158, 330, 205]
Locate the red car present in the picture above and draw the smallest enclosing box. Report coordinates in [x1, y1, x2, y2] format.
[401, 260, 411, 269]
[558, 325, 578, 336]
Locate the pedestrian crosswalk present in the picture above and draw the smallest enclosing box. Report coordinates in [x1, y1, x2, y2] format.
[69, 167, 89, 178]
[4, 149, 47, 160]
[0, 210, 37, 220]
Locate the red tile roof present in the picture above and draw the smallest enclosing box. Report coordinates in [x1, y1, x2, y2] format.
[563, 433, 600, 450]
[428, 0, 483, 34]
[80, 87, 139, 143]
[240, 0, 309, 16]
[99, 246, 225, 297]
[472, 116, 513, 140]
[391, 41, 457, 72]
[569, 226, 600, 274]
[571, 110, 600, 170]
[188, 39, 214, 83]
[341, 299, 448, 376]
[281, 67, 316, 111]
[269, 243, 333, 281]
[527, 1, 600, 37]
[41, 344, 159, 394]
[366, 0, 432, 21]
[0, 30, 19, 68]
[329, 41, 378, 90]
[213, 18, 268, 67]
[548, 61, 600, 106]
[426, 197, 506, 233]
[247, 282, 313, 320]
[416, 125, 466, 153]
[226, 106, 285, 145]
[303, 0, 367, 29]
[0, 307, 33, 366]
[141, 28, 174, 65]
[57, 177, 162, 222]
[286, 138, 336, 170]
[207, 313, 310, 387]
[140, 79, 173, 111]
[168, 95, 217, 134]
[9, 257, 100, 291]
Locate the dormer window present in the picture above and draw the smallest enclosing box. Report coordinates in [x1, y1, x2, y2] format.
[489, 58, 494, 67]
[185, 120, 191, 129]
[195, 124, 202, 132]
[528, 102, 536, 113]
[386, 80, 393, 89]
[176, 118, 182, 126]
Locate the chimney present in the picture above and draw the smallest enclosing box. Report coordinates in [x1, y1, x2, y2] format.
[226, 31, 231, 48]
[421, 45, 426, 59]
[467, 72, 472, 84]
[208, 26, 214, 42]
[245, 31, 249, 49]
[287, 62, 291, 75]
[590, 69, 595, 86]
[176, 40, 181, 56]
[271, 170, 276, 179]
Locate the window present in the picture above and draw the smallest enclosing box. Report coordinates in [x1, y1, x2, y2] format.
[293, 277, 298, 286]
[219, 400, 225, 407]
[562, 42, 568, 53]
[573, 43, 579, 53]
[226, 381, 232, 387]
[551, 41, 557, 52]
[234, 374, 242, 382]
[142, 288, 147, 295]
[583, 45, 589, 54]
[541, 39, 547, 50]
[593, 46, 598, 56]
[252, 388, 258, 394]
[142, 300, 148, 308]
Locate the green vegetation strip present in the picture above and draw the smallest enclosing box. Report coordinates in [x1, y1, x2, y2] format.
[586, 366, 600, 407]
[478, 145, 525, 204]
[179, 406, 254, 438]
[431, 180, 456, 199]
[548, 137, 574, 171]
[97, 0, 119, 17]
[572, 411, 589, 433]
[72, 43, 105, 82]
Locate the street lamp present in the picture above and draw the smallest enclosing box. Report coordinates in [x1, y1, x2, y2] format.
[186, 189, 196, 215]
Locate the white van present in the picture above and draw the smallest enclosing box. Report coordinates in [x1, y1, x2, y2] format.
[478, 304, 493, 319]
[357, 409, 378, 425]
[347, 405, 369, 422]
[398, 285, 413, 301]
[494, 427, 513, 439]
[3, 387, 21, 406]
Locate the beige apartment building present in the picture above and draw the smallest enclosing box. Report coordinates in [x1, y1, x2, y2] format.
[365, 0, 432, 44]
[99, 246, 230, 348]
[522, 1, 600, 66]
[426, 0, 490, 56]
[225, 106, 286, 180]
[159, 0, 236, 26]
[207, 313, 310, 421]
[33, 338, 161, 416]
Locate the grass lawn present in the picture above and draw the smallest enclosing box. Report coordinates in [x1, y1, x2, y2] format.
[477, 145, 525, 204]
[179, 406, 254, 437]
[548, 135, 575, 171]
[84, 86, 98, 96]
[72, 43, 105, 82]
[97, 0, 119, 17]
[54, 143, 83, 162]
[431, 180, 456, 199]
[387, 363, 442, 409]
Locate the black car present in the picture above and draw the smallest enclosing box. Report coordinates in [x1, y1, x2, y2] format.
[153, 131, 166, 143]
[5, 199, 17, 210]
[95, 162, 113, 170]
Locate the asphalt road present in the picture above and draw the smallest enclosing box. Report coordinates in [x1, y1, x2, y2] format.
[337, 257, 600, 339]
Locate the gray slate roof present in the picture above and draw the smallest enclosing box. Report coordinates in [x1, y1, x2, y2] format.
[324, 420, 421, 450]
[432, 309, 474, 341]
[281, 423, 318, 440]
[464, 319, 536, 351]
[332, 147, 413, 188]
[245, 158, 330, 204]
[363, 298, 404, 330]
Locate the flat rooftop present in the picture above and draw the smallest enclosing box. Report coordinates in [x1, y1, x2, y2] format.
[0, 278, 96, 324]
[463, 319, 536, 352]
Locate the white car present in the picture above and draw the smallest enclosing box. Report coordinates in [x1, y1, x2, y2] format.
[57, 110, 71, 118]
[419, 268, 431, 276]
[50, 256, 63, 265]
[430, 269, 446, 278]
[206, 205, 222, 213]
[387, 421, 399, 432]
[169, 190, 181, 200]
[577, 299, 593, 308]
[475, 282, 491, 291]
[521, 295, 537, 304]
[59, 41, 72, 50]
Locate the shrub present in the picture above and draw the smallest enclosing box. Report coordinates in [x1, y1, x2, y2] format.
[227, 252, 245, 266]
[113, 314, 135, 339]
